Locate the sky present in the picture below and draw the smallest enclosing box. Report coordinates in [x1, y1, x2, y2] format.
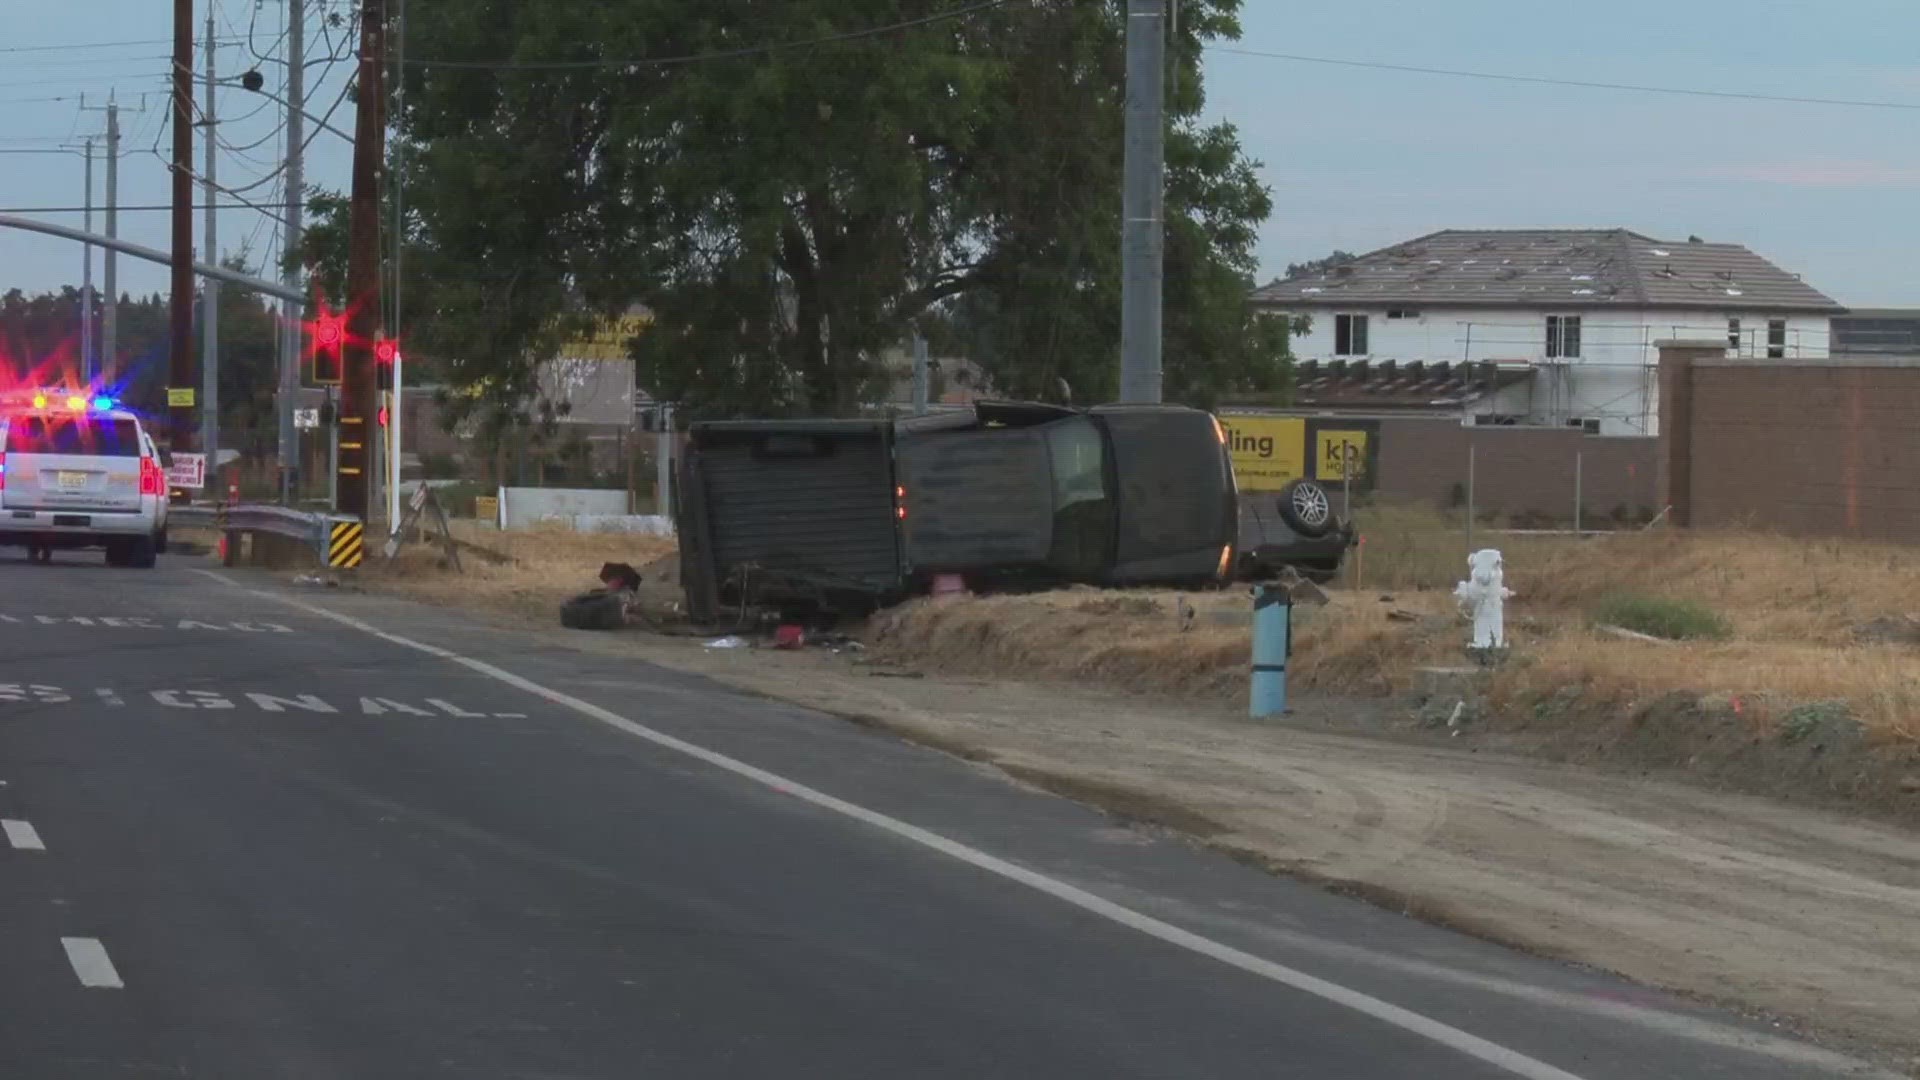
[3, 0, 1918, 306]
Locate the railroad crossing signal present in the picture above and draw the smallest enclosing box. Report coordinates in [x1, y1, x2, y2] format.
[309, 308, 346, 386]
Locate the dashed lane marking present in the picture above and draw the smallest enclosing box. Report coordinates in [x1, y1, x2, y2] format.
[3, 818, 46, 851]
[60, 938, 124, 989]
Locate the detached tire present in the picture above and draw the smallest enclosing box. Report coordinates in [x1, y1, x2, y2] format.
[1277, 479, 1335, 538]
[560, 588, 626, 631]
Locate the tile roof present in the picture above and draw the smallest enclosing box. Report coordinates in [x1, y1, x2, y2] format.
[1253, 229, 1842, 313]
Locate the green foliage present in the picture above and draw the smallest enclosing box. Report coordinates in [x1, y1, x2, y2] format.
[1591, 594, 1731, 642]
[1282, 249, 1356, 279]
[371, 0, 1286, 418]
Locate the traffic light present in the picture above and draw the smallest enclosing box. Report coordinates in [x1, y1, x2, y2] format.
[373, 332, 398, 390]
[309, 309, 345, 385]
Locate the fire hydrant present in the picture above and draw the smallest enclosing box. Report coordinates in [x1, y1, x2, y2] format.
[1453, 548, 1512, 651]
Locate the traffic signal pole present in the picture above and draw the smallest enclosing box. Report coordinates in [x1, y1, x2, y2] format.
[339, 0, 386, 520]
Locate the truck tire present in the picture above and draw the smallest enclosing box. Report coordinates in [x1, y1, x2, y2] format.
[559, 589, 626, 631]
[1277, 479, 1335, 539]
[127, 535, 158, 569]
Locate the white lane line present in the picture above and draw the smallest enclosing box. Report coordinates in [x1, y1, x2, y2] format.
[2, 818, 46, 851]
[199, 571, 1592, 1080]
[60, 937, 124, 989]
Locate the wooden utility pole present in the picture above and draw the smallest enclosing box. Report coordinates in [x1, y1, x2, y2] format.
[339, 0, 387, 520]
[168, 0, 196, 451]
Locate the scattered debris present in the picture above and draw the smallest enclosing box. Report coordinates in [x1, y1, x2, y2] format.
[1386, 608, 1420, 623]
[292, 573, 339, 589]
[599, 562, 643, 593]
[1597, 624, 1671, 645]
[1176, 596, 1196, 632]
[703, 635, 750, 650]
[772, 624, 806, 650]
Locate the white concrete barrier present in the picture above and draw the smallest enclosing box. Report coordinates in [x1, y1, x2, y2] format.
[497, 487, 629, 529]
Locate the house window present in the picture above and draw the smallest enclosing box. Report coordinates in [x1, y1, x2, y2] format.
[1727, 318, 1741, 353]
[1767, 319, 1787, 358]
[1386, 309, 1421, 320]
[1334, 314, 1369, 357]
[1545, 315, 1582, 359]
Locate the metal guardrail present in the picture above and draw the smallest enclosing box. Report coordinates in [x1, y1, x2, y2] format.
[171, 503, 362, 567]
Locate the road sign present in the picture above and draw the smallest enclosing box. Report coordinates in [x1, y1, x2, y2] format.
[165, 452, 206, 490]
[294, 407, 320, 430]
[167, 387, 195, 407]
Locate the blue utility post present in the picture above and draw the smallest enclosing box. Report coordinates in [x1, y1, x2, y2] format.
[1250, 584, 1292, 717]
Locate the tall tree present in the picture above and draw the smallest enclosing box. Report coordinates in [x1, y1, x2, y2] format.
[362, 0, 1289, 417]
[1281, 249, 1356, 279]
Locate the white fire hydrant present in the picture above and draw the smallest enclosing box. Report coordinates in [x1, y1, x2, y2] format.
[1453, 548, 1512, 650]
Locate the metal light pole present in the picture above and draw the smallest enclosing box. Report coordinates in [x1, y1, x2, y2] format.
[103, 102, 120, 376]
[1119, 0, 1166, 404]
[81, 139, 95, 383]
[201, 10, 221, 468]
[388, 0, 408, 533]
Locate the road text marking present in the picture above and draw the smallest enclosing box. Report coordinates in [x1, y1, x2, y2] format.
[60, 938, 124, 989]
[223, 571, 1593, 1080]
[2, 818, 46, 851]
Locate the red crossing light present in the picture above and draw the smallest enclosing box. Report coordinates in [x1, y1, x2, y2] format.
[373, 336, 398, 364]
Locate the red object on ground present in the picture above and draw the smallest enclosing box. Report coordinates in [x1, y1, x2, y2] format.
[772, 624, 806, 650]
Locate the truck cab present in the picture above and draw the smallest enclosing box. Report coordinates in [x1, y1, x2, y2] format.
[676, 401, 1239, 621]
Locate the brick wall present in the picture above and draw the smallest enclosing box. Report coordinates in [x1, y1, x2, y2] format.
[1659, 345, 1920, 539]
[1372, 416, 1659, 525]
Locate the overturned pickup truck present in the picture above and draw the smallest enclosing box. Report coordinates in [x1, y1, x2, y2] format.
[675, 401, 1347, 622]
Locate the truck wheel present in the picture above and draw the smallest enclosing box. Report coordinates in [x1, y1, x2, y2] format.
[559, 589, 626, 631]
[121, 536, 158, 569]
[1277, 479, 1335, 538]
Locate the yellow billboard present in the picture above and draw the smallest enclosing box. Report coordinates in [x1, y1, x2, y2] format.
[1316, 430, 1369, 482]
[1219, 415, 1307, 492]
[558, 313, 652, 360]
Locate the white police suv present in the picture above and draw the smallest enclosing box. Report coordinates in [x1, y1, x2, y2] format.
[0, 391, 170, 567]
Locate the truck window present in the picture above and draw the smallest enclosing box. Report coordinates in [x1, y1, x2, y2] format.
[1045, 418, 1113, 576]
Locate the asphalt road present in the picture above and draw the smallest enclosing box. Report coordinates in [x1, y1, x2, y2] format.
[0, 550, 1895, 1079]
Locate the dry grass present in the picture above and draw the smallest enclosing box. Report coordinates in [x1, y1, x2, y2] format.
[362, 509, 1920, 748]
[874, 511, 1920, 746]
[363, 520, 676, 622]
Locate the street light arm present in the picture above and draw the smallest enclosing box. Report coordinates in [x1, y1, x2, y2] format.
[0, 215, 305, 303]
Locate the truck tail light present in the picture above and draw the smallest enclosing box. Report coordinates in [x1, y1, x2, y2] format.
[895, 485, 907, 520]
[139, 457, 163, 496]
[1216, 544, 1232, 580]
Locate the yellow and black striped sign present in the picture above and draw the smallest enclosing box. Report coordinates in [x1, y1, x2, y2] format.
[328, 520, 365, 568]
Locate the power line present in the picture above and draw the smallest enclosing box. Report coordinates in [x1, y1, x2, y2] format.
[1208, 47, 1920, 112]
[0, 36, 240, 56]
[406, 0, 1013, 71]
